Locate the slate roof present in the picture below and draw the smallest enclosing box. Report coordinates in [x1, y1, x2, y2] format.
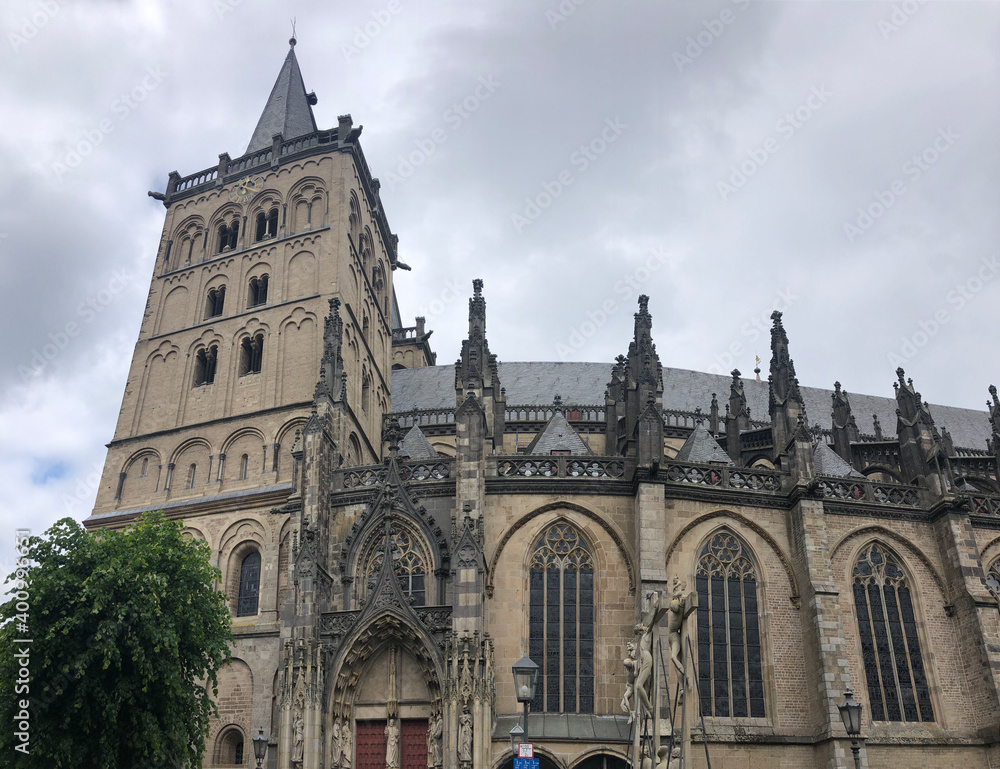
[245, 42, 318, 155]
[674, 422, 734, 465]
[813, 441, 865, 478]
[525, 411, 593, 455]
[390, 363, 993, 450]
[398, 425, 438, 460]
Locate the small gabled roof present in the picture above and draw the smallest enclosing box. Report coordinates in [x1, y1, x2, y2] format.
[245, 40, 318, 155]
[398, 425, 438, 460]
[674, 422, 733, 465]
[525, 411, 592, 455]
[813, 440, 865, 478]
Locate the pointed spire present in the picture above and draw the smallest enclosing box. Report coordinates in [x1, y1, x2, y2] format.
[830, 381, 861, 462]
[768, 311, 807, 458]
[726, 369, 750, 462]
[455, 280, 505, 447]
[988, 385, 1000, 445]
[245, 39, 319, 155]
[872, 413, 883, 440]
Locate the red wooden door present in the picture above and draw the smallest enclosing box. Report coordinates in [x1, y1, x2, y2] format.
[401, 719, 428, 769]
[355, 720, 387, 769]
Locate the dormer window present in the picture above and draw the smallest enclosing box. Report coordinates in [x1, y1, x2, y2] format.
[248, 275, 269, 307]
[255, 207, 278, 242]
[205, 286, 226, 318]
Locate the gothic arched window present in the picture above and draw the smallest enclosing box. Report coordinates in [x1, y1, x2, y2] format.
[853, 543, 933, 722]
[986, 559, 1000, 599]
[696, 530, 765, 718]
[364, 527, 427, 606]
[236, 550, 261, 617]
[529, 523, 594, 714]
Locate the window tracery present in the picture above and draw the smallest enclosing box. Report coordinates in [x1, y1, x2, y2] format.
[364, 527, 427, 606]
[853, 542, 933, 722]
[529, 522, 594, 713]
[695, 530, 765, 718]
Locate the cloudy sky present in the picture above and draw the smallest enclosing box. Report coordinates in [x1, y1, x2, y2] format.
[0, 0, 997, 575]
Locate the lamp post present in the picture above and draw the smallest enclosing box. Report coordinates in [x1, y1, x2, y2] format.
[509, 723, 525, 755]
[252, 727, 268, 769]
[512, 654, 539, 750]
[837, 689, 863, 769]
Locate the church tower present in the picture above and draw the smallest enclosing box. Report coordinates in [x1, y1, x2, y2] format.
[90, 37, 398, 520]
[86, 39, 415, 766]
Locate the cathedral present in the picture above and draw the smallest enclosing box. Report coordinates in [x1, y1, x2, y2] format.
[86, 40, 1000, 769]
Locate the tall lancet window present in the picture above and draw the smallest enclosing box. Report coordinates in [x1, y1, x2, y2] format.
[853, 543, 933, 722]
[236, 551, 261, 617]
[696, 531, 765, 718]
[365, 527, 427, 606]
[528, 523, 594, 714]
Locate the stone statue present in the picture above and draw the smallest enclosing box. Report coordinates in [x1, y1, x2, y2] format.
[621, 640, 638, 722]
[633, 615, 655, 721]
[459, 709, 473, 764]
[666, 576, 687, 684]
[329, 718, 342, 768]
[385, 717, 400, 769]
[427, 712, 443, 768]
[292, 710, 305, 763]
[341, 722, 353, 768]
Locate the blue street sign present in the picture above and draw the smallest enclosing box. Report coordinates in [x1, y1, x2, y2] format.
[515, 759, 540, 769]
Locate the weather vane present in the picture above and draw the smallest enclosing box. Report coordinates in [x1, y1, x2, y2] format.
[290, 18, 296, 44]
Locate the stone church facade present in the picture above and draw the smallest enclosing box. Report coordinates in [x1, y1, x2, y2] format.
[86, 41, 1000, 769]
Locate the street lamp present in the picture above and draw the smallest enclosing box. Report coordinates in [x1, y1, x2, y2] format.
[512, 654, 539, 743]
[252, 727, 268, 769]
[509, 722, 525, 754]
[837, 689, 863, 769]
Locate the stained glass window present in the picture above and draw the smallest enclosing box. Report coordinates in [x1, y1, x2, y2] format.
[696, 531, 765, 718]
[528, 523, 594, 713]
[853, 543, 933, 722]
[365, 528, 427, 606]
[236, 551, 261, 617]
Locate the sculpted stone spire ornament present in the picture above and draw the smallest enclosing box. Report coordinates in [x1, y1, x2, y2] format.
[455, 280, 505, 444]
[768, 311, 808, 459]
[831, 381, 861, 463]
[315, 298, 346, 402]
[726, 368, 750, 462]
[989, 385, 1000, 458]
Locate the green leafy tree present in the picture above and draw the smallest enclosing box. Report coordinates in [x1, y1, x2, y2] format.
[0, 512, 233, 768]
